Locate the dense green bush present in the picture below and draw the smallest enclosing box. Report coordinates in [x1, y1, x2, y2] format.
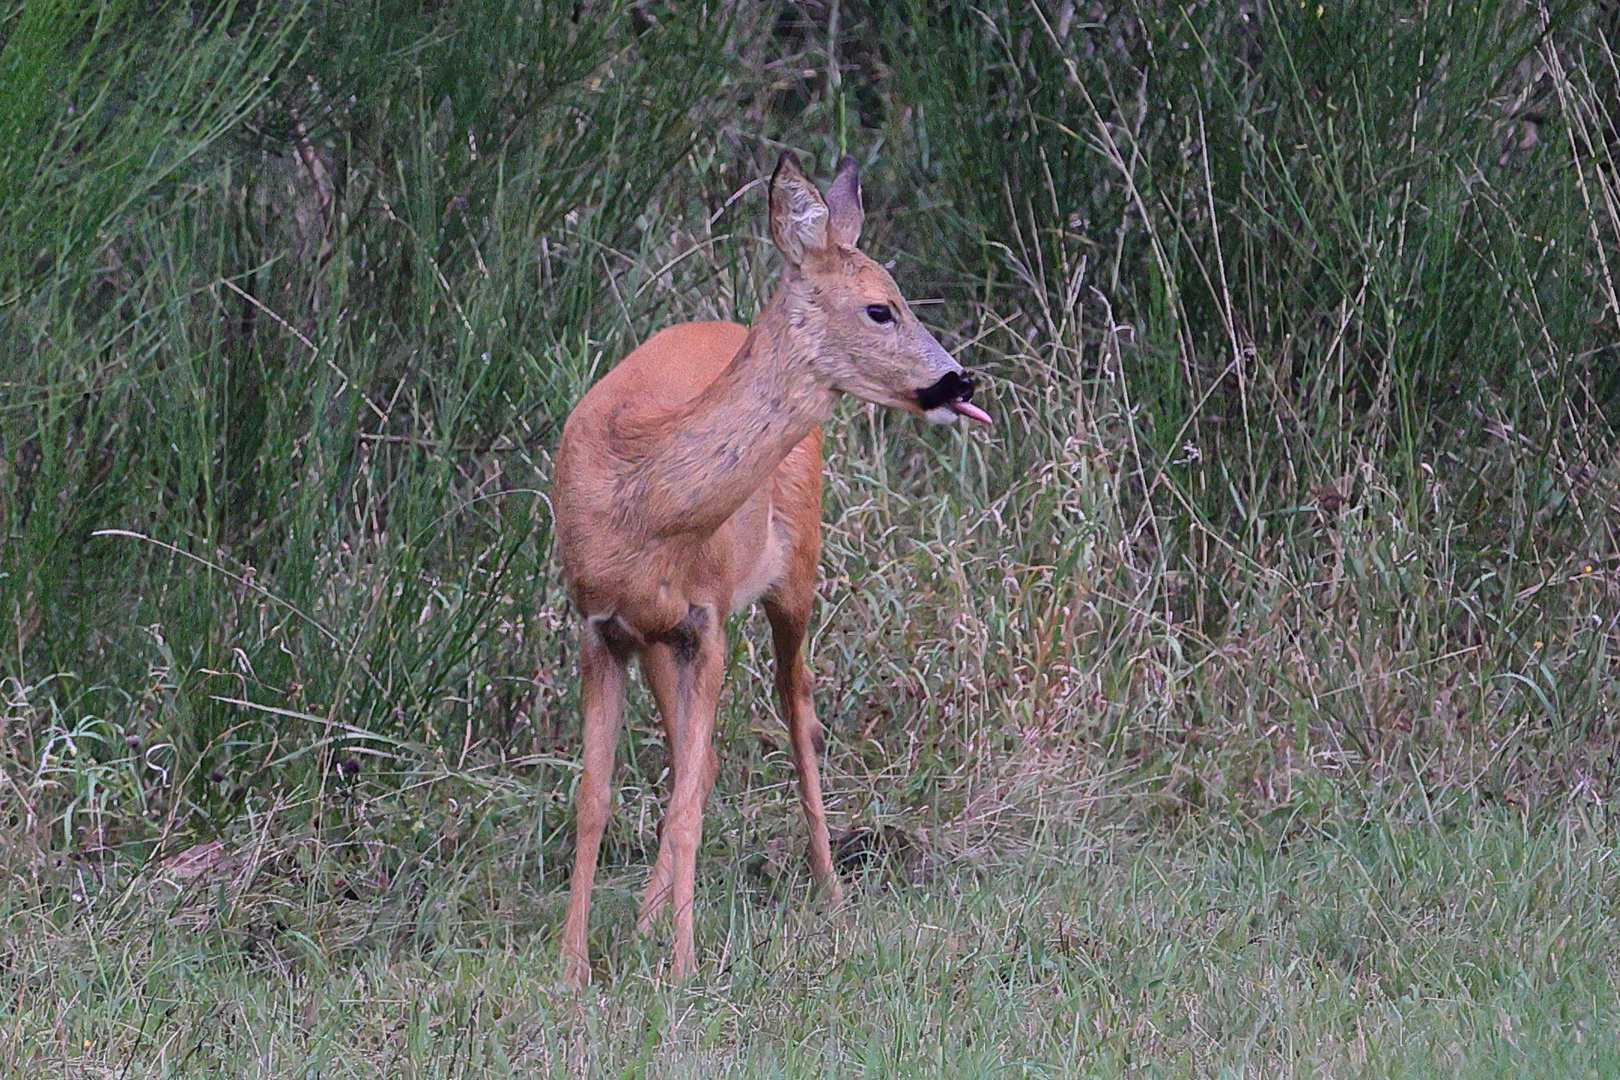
[1, 0, 1616, 908]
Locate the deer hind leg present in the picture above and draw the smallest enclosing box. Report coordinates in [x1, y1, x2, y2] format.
[635, 641, 720, 935]
[561, 619, 631, 987]
[765, 593, 843, 903]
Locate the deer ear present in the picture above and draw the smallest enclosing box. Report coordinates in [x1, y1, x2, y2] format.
[825, 155, 863, 246]
[769, 152, 830, 265]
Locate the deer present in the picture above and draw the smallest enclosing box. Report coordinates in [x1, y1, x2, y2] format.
[551, 151, 991, 986]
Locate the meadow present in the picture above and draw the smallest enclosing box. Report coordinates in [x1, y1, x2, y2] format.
[2, 1, 1618, 1075]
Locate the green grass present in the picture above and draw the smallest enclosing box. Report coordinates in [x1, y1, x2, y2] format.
[5, 807, 1618, 1077]
[3, 0, 1620, 1075]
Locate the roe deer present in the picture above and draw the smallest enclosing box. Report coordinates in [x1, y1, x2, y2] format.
[552, 151, 990, 985]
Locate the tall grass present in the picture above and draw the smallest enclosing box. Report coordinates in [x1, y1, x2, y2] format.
[2, 0, 1619, 1072]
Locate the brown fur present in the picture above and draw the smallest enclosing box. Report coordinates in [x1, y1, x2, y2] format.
[553, 153, 979, 985]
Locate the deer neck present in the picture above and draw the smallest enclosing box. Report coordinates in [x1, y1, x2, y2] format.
[623, 279, 831, 539]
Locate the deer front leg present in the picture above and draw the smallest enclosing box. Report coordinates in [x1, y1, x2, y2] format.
[766, 598, 842, 901]
[643, 605, 725, 978]
[636, 642, 720, 934]
[560, 621, 629, 988]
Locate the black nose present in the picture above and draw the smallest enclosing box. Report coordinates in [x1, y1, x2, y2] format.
[916, 370, 975, 411]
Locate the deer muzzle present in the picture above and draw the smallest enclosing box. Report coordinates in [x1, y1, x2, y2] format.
[916, 370, 993, 426]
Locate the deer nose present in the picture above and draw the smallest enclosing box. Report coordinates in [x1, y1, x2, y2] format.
[916, 369, 993, 426]
[916, 370, 975, 411]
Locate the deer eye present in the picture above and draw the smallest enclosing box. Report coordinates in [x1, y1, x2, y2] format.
[865, 304, 894, 324]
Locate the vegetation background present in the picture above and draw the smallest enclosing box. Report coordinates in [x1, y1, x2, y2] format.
[2, 0, 1619, 1075]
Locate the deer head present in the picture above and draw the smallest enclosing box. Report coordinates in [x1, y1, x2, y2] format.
[768, 153, 992, 427]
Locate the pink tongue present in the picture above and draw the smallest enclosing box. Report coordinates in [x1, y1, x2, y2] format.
[952, 400, 993, 426]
